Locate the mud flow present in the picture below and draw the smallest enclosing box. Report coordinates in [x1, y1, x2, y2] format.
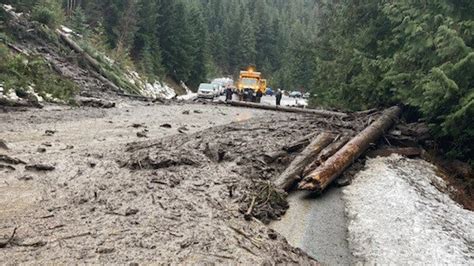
[0, 103, 370, 264]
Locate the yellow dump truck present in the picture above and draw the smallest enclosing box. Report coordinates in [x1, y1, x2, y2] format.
[237, 67, 266, 102]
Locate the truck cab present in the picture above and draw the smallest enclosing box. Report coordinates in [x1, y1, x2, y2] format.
[237, 68, 266, 102]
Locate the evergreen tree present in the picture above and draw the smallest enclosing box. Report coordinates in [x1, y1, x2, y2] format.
[70, 6, 88, 36]
[238, 8, 256, 68]
[132, 0, 164, 78]
[311, 0, 474, 162]
[188, 4, 210, 87]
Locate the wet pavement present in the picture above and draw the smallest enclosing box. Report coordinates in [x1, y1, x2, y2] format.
[271, 187, 352, 265]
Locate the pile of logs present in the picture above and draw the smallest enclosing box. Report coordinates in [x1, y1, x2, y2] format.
[274, 106, 402, 193]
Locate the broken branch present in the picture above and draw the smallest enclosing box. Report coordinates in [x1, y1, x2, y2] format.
[0, 227, 17, 248]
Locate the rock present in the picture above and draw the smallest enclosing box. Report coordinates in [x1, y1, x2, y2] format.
[335, 176, 351, 187]
[18, 175, 33, 181]
[160, 124, 172, 129]
[37, 147, 47, 153]
[25, 164, 55, 171]
[125, 208, 139, 216]
[203, 143, 226, 162]
[0, 140, 9, 150]
[44, 130, 56, 136]
[131, 123, 145, 128]
[177, 126, 189, 134]
[96, 246, 115, 254]
[268, 229, 278, 240]
[42, 142, 53, 147]
[18, 238, 47, 247]
[182, 110, 190, 115]
[137, 131, 148, 138]
[88, 162, 97, 168]
[193, 110, 202, 114]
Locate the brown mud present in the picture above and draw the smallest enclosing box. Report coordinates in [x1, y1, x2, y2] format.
[0, 101, 368, 264]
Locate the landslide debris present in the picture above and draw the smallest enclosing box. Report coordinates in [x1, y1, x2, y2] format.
[125, 113, 366, 224]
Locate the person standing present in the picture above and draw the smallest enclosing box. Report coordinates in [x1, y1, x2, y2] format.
[256, 89, 263, 103]
[275, 89, 283, 106]
[225, 86, 233, 101]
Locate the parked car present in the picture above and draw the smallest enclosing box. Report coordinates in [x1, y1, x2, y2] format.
[289, 91, 302, 98]
[266, 88, 274, 96]
[197, 83, 218, 99]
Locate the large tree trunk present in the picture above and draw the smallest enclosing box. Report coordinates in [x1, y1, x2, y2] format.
[302, 135, 351, 176]
[274, 132, 335, 191]
[227, 100, 348, 118]
[263, 132, 319, 164]
[298, 106, 402, 192]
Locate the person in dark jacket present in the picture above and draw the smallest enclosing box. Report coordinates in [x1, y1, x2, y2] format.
[225, 86, 233, 101]
[256, 89, 263, 103]
[275, 89, 283, 106]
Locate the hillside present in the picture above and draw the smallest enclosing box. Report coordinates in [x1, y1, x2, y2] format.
[0, 4, 187, 108]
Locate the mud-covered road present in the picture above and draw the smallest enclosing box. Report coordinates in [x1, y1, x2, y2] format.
[1, 100, 349, 264]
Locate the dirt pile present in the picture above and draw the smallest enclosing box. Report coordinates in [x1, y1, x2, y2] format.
[124, 113, 366, 225]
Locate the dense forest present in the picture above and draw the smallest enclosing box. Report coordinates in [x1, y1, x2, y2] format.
[311, 1, 473, 164]
[3, 0, 321, 90]
[1, 0, 473, 163]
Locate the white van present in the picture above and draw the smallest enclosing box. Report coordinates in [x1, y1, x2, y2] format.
[197, 83, 218, 99]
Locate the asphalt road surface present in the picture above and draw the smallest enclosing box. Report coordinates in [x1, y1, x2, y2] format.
[271, 187, 352, 265]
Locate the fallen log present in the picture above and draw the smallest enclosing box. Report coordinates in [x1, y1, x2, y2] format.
[117, 93, 167, 104]
[227, 100, 348, 118]
[282, 132, 318, 153]
[274, 132, 335, 191]
[25, 164, 55, 172]
[7, 42, 29, 55]
[56, 30, 123, 93]
[298, 106, 402, 192]
[302, 135, 351, 177]
[76, 97, 116, 108]
[0, 154, 26, 165]
[262, 132, 319, 163]
[0, 98, 40, 108]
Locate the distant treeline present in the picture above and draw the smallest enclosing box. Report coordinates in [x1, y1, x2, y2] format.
[4, 0, 320, 90]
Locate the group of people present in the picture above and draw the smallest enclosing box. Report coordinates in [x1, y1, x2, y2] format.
[224, 86, 283, 106]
